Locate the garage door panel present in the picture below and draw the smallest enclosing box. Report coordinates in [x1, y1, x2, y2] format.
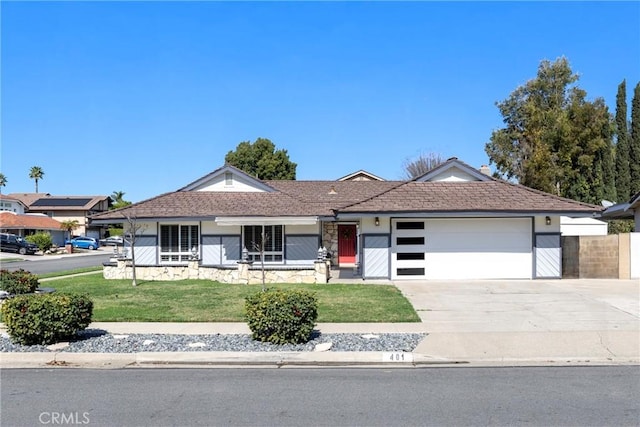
[392, 218, 533, 280]
[426, 252, 531, 280]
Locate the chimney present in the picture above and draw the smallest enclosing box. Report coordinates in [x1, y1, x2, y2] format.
[479, 165, 491, 176]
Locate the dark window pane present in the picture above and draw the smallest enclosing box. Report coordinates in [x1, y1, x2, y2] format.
[396, 222, 424, 230]
[397, 268, 425, 276]
[397, 252, 425, 260]
[396, 237, 425, 245]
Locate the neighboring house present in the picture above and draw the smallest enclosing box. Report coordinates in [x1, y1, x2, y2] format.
[338, 170, 385, 182]
[0, 212, 66, 245]
[0, 195, 27, 214]
[601, 191, 640, 231]
[91, 158, 602, 282]
[7, 193, 111, 238]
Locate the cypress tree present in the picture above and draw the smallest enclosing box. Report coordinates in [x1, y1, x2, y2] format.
[614, 80, 631, 201]
[630, 82, 640, 196]
[601, 128, 617, 203]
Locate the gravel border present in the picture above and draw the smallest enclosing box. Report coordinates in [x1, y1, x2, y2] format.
[0, 330, 426, 353]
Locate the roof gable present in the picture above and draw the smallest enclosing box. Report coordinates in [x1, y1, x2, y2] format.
[337, 170, 385, 181]
[178, 164, 276, 193]
[414, 157, 492, 182]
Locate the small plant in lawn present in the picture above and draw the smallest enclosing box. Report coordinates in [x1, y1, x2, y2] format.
[1, 293, 93, 345]
[245, 288, 318, 345]
[0, 269, 40, 295]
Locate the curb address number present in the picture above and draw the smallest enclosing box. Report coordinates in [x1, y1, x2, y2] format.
[382, 352, 413, 362]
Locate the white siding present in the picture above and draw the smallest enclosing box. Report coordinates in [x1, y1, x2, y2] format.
[560, 217, 607, 236]
[631, 232, 640, 279]
[427, 169, 479, 182]
[191, 173, 266, 192]
[201, 221, 240, 235]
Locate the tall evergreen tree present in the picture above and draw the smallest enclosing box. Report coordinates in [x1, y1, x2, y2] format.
[614, 80, 631, 201]
[629, 82, 640, 196]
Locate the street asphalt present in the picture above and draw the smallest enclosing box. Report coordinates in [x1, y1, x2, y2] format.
[1, 248, 638, 369]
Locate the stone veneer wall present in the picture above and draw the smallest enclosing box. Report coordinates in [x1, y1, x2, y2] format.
[103, 260, 329, 284]
[322, 222, 338, 266]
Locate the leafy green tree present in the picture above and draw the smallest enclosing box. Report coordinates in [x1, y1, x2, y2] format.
[485, 57, 614, 204]
[630, 82, 640, 197]
[615, 80, 631, 201]
[402, 151, 445, 179]
[110, 190, 132, 210]
[29, 166, 45, 193]
[0, 173, 7, 194]
[225, 138, 296, 180]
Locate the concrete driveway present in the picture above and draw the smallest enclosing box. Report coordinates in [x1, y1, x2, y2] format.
[394, 279, 640, 364]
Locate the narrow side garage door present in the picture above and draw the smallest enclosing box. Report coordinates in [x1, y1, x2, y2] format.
[391, 218, 533, 280]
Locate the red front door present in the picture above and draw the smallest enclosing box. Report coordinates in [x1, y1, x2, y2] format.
[338, 224, 357, 265]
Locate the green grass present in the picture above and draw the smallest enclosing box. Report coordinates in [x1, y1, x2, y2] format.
[38, 267, 103, 279]
[44, 276, 420, 323]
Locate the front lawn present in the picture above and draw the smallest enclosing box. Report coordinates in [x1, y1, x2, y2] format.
[47, 276, 420, 323]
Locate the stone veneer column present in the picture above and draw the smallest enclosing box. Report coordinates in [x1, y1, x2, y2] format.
[322, 222, 339, 266]
[314, 261, 328, 284]
[237, 261, 251, 285]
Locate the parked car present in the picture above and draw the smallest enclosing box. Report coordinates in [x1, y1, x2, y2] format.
[99, 236, 124, 246]
[66, 236, 100, 250]
[0, 233, 39, 255]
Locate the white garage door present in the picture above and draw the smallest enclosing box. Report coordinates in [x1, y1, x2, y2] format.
[391, 218, 533, 280]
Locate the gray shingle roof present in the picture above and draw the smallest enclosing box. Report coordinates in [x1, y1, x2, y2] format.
[91, 177, 602, 221]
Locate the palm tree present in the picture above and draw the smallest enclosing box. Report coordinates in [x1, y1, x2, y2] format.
[111, 191, 126, 203]
[29, 166, 45, 193]
[60, 219, 79, 240]
[0, 173, 7, 194]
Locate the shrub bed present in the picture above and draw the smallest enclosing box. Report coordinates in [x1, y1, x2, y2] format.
[245, 288, 318, 345]
[0, 269, 40, 295]
[1, 293, 93, 345]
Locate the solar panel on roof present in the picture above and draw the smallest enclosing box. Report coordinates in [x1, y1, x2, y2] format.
[31, 198, 93, 207]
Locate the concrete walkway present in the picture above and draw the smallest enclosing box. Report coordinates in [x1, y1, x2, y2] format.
[1, 279, 638, 368]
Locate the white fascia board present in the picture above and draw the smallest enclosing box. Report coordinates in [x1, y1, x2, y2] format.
[215, 216, 318, 226]
[337, 211, 600, 219]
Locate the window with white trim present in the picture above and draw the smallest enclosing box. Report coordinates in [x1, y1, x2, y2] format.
[160, 224, 199, 263]
[243, 225, 283, 262]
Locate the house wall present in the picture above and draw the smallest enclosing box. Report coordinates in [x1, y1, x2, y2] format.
[534, 216, 561, 233]
[428, 169, 478, 182]
[0, 200, 25, 214]
[631, 233, 640, 279]
[191, 173, 265, 192]
[560, 217, 607, 236]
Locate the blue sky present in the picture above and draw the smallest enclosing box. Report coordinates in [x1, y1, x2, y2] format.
[2, 1, 639, 203]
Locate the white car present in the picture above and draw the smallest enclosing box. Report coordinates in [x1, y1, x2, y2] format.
[99, 236, 124, 246]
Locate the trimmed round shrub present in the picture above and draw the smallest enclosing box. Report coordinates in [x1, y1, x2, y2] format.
[1, 293, 93, 345]
[0, 269, 40, 295]
[245, 288, 318, 345]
